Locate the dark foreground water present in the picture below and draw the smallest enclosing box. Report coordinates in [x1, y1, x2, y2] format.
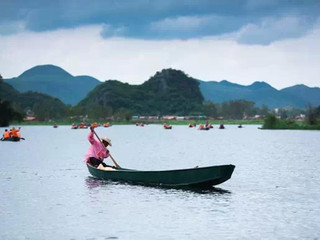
[1, 125, 320, 240]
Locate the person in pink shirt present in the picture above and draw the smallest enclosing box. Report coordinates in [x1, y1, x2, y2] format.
[85, 127, 113, 168]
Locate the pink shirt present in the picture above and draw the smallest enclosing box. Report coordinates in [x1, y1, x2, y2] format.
[85, 131, 109, 162]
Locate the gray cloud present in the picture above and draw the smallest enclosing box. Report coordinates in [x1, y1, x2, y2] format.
[0, 0, 319, 45]
[234, 16, 317, 45]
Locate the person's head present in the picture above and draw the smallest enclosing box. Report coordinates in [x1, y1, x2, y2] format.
[101, 138, 112, 147]
[5, 129, 7, 132]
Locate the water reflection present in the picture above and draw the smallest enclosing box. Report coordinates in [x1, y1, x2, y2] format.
[85, 176, 116, 189]
[84, 177, 231, 195]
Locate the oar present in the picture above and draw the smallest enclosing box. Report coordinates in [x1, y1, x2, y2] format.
[91, 128, 121, 168]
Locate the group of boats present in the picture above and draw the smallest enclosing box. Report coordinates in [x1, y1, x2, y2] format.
[71, 122, 111, 129]
[163, 123, 228, 130]
[50, 122, 242, 131]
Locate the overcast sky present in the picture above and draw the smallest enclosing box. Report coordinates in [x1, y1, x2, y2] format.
[0, 0, 319, 89]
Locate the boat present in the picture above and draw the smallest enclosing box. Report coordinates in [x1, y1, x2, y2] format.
[1, 137, 21, 142]
[87, 163, 235, 188]
[53, 124, 58, 128]
[91, 123, 100, 128]
[103, 122, 111, 128]
[78, 123, 88, 129]
[163, 125, 172, 129]
[219, 124, 225, 129]
[199, 125, 210, 130]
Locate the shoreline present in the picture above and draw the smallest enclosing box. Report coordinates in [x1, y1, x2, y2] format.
[10, 120, 264, 126]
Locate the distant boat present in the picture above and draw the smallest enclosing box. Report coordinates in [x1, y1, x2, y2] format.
[87, 163, 235, 188]
[78, 123, 88, 129]
[103, 122, 111, 128]
[219, 124, 225, 129]
[199, 125, 210, 130]
[53, 124, 58, 128]
[163, 125, 172, 129]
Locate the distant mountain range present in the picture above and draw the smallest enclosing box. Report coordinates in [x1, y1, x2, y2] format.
[5, 65, 100, 105]
[3, 65, 320, 109]
[198, 80, 320, 108]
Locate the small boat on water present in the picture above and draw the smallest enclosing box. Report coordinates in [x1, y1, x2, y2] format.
[199, 125, 210, 130]
[1, 137, 21, 142]
[87, 163, 235, 188]
[53, 124, 58, 128]
[219, 124, 225, 129]
[163, 125, 172, 129]
[78, 123, 88, 129]
[103, 122, 111, 128]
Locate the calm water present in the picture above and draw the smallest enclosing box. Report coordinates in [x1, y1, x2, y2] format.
[1, 125, 320, 240]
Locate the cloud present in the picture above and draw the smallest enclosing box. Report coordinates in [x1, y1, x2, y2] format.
[149, 15, 241, 38]
[231, 16, 315, 45]
[100, 24, 127, 38]
[0, 24, 319, 90]
[1, 0, 319, 44]
[0, 21, 26, 35]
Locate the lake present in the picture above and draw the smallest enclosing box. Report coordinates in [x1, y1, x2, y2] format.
[1, 125, 320, 240]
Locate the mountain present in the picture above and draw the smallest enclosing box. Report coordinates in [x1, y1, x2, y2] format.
[78, 69, 204, 115]
[0, 78, 20, 101]
[198, 80, 309, 108]
[5, 65, 100, 105]
[4, 65, 320, 110]
[0, 79, 68, 120]
[280, 85, 320, 107]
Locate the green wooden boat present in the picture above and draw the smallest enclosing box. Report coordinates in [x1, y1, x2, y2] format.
[87, 163, 235, 188]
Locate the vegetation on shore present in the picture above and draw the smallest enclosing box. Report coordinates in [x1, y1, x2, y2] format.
[262, 105, 320, 130]
[0, 99, 23, 127]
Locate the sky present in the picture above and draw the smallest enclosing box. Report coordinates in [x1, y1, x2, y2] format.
[0, 0, 319, 89]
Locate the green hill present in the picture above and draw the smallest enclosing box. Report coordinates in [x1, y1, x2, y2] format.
[199, 80, 307, 108]
[5, 65, 100, 105]
[78, 69, 204, 115]
[0, 76, 20, 101]
[0, 78, 68, 121]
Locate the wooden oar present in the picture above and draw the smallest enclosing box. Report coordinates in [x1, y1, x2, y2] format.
[92, 128, 121, 168]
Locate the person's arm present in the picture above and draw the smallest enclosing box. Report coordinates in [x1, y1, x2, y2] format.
[87, 128, 95, 144]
